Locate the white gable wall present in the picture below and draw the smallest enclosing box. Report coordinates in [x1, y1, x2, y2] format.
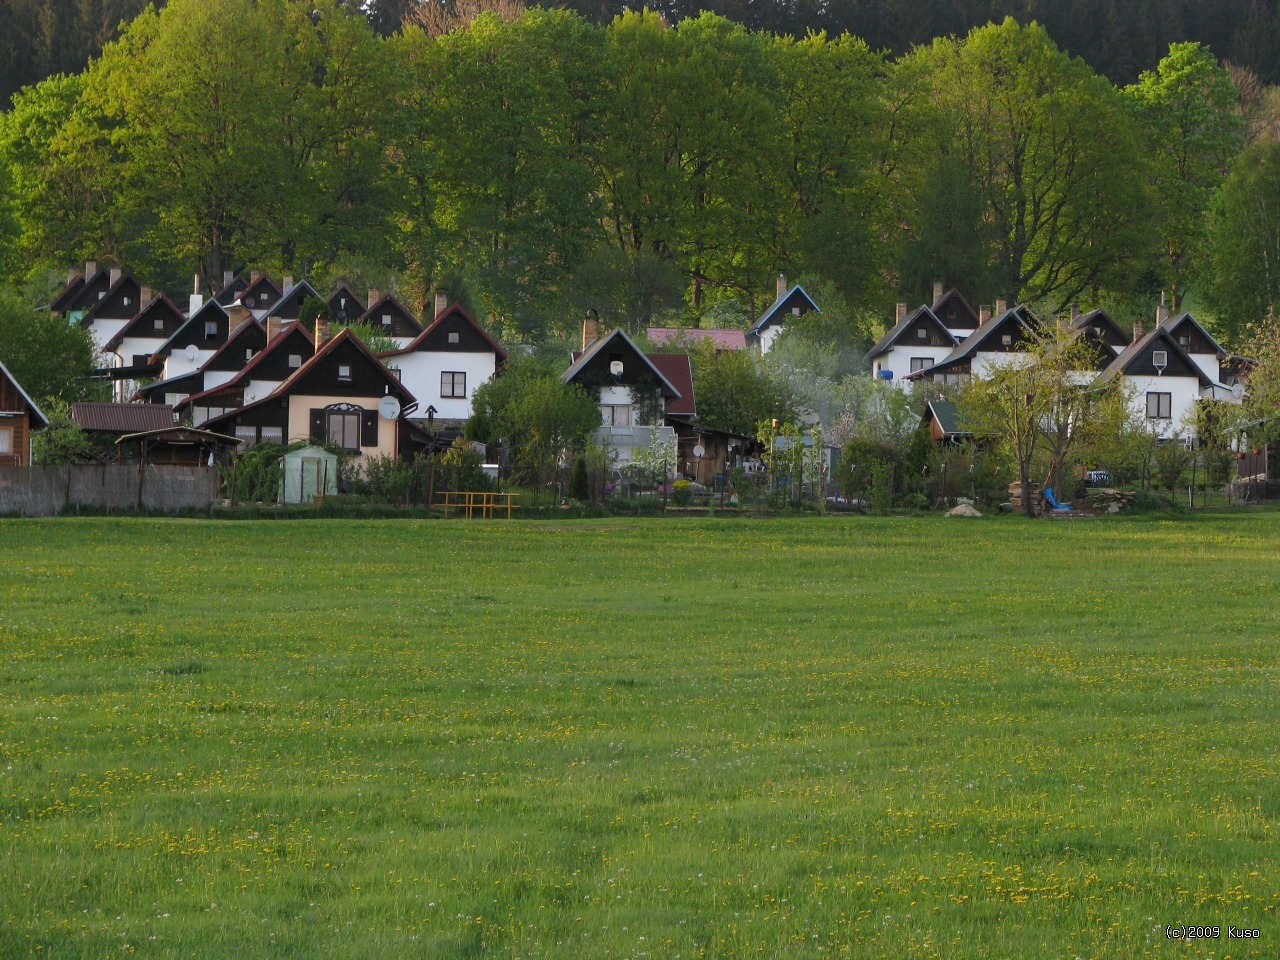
[872, 344, 955, 387]
[390, 350, 497, 421]
[1121, 374, 1202, 439]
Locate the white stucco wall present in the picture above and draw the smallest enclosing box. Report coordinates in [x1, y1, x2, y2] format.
[757, 324, 784, 353]
[88, 319, 129, 361]
[1122, 374, 1202, 439]
[971, 351, 1034, 379]
[871, 345, 955, 386]
[391, 351, 498, 420]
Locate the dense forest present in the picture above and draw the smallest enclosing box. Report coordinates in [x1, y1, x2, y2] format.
[2, 0, 1279, 346]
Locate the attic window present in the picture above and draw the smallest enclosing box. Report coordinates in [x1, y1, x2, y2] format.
[288, 353, 302, 368]
[1153, 350, 1168, 368]
[98, 292, 105, 299]
[381, 313, 392, 326]
[917, 327, 927, 339]
[245, 348, 255, 361]
[448, 331, 460, 344]
[1001, 334, 1012, 346]
[123, 296, 131, 306]
[204, 321, 218, 339]
[791, 307, 801, 316]
[154, 318, 164, 330]
[1178, 335, 1190, 347]
[338, 364, 352, 381]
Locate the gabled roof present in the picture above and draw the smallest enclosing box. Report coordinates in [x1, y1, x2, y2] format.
[0, 357, 49, 428]
[233, 273, 282, 310]
[923, 400, 971, 439]
[379, 303, 506, 359]
[1164, 311, 1226, 356]
[175, 322, 313, 411]
[646, 353, 696, 416]
[49, 274, 89, 313]
[200, 317, 268, 372]
[865, 305, 956, 361]
[70, 402, 174, 433]
[153, 300, 230, 358]
[79, 270, 142, 327]
[52, 268, 113, 315]
[133, 368, 203, 401]
[907, 304, 1040, 377]
[748, 285, 820, 337]
[326, 284, 365, 321]
[563, 328, 681, 399]
[263, 279, 322, 320]
[1097, 324, 1215, 387]
[647, 327, 747, 351]
[104, 293, 187, 351]
[359, 293, 424, 337]
[203, 328, 416, 427]
[1069, 308, 1128, 345]
[214, 272, 251, 306]
[930, 288, 981, 331]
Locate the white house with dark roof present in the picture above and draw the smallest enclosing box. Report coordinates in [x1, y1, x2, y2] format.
[747, 275, 819, 353]
[905, 303, 1041, 385]
[865, 304, 958, 384]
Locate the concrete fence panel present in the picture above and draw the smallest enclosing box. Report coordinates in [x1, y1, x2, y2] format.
[0, 465, 220, 516]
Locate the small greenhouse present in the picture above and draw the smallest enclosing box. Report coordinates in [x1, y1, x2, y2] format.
[279, 445, 338, 504]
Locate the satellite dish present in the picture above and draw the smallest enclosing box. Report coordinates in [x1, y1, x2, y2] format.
[1232, 382, 1245, 400]
[185, 344, 198, 362]
[693, 444, 705, 458]
[378, 395, 401, 420]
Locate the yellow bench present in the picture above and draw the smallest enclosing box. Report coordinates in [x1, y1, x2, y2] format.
[435, 490, 519, 518]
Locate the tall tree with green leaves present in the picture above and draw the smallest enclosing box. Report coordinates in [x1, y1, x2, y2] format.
[0, 286, 100, 401]
[900, 18, 1153, 306]
[1126, 42, 1243, 309]
[1208, 137, 1280, 342]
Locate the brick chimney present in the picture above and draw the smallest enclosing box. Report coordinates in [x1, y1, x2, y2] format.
[1132, 315, 1144, 344]
[228, 304, 253, 336]
[932, 279, 944, 303]
[66, 266, 78, 284]
[433, 286, 448, 319]
[250, 269, 262, 283]
[995, 298, 1009, 316]
[895, 302, 907, 323]
[84, 260, 97, 281]
[777, 273, 787, 299]
[109, 267, 122, 287]
[140, 286, 153, 307]
[979, 304, 992, 324]
[367, 288, 380, 308]
[266, 316, 284, 342]
[283, 274, 294, 291]
[582, 309, 600, 351]
[314, 316, 331, 353]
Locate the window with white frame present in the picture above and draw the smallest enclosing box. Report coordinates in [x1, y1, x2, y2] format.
[154, 318, 164, 330]
[1152, 350, 1168, 368]
[337, 364, 352, 381]
[916, 327, 927, 339]
[601, 404, 631, 427]
[204, 321, 218, 339]
[0, 428, 12, 455]
[440, 371, 466, 398]
[234, 426, 258, 446]
[1146, 392, 1172, 419]
[1001, 334, 1013, 346]
[288, 354, 302, 368]
[326, 410, 361, 451]
[910, 357, 931, 373]
[381, 313, 392, 326]
[260, 426, 283, 444]
[447, 331, 460, 344]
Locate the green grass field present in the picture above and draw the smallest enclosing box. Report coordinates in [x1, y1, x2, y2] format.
[1, 514, 1276, 958]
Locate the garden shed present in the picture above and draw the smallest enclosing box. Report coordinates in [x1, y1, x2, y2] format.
[279, 445, 338, 504]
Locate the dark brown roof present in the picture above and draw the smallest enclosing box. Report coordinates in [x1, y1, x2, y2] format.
[647, 353, 696, 416]
[70, 402, 175, 433]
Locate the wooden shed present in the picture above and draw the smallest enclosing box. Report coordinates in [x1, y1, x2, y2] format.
[0, 358, 49, 466]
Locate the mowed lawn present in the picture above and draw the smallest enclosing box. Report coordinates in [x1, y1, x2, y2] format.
[0, 515, 1276, 959]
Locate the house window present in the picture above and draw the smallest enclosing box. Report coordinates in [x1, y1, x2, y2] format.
[1001, 334, 1012, 346]
[204, 321, 218, 339]
[123, 296, 131, 306]
[337, 364, 352, 381]
[154, 318, 164, 330]
[910, 357, 931, 373]
[234, 426, 258, 446]
[381, 313, 392, 326]
[916, 327, 927, 339]
[791, 306, 801, 316]
[245, 348, 255, 361]
[326, 410, 361, 451]
[0, 428, 11, 455]
[441, 371, 466, 398]
[288, 354, 302, 368]
[448, 331, 460, 344]
[1152, 350, 1168, 368]
[1178, 335, 1189, 347]
[601, 404, 631, 427]
[260, 426, 283, 444]
[1146, 392, 1172, 419]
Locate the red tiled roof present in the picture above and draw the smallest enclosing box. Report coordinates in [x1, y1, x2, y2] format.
[70, 402, 174, 433]
[646, 353, 696, 417]
[646, 327, 747, 351]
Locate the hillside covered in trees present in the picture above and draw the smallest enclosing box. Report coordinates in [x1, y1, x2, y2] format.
[1, 0, 1277, 345]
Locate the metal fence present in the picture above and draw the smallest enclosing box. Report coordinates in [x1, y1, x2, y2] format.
[0, 465, 220, 516]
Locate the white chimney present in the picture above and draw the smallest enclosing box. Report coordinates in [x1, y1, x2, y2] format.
[222, 270, 234, 290]
[84, 260, 97, 281]
[109, 267, 122, 287]
[283, 274, 294, 291]
[189, 274, 203, 315]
